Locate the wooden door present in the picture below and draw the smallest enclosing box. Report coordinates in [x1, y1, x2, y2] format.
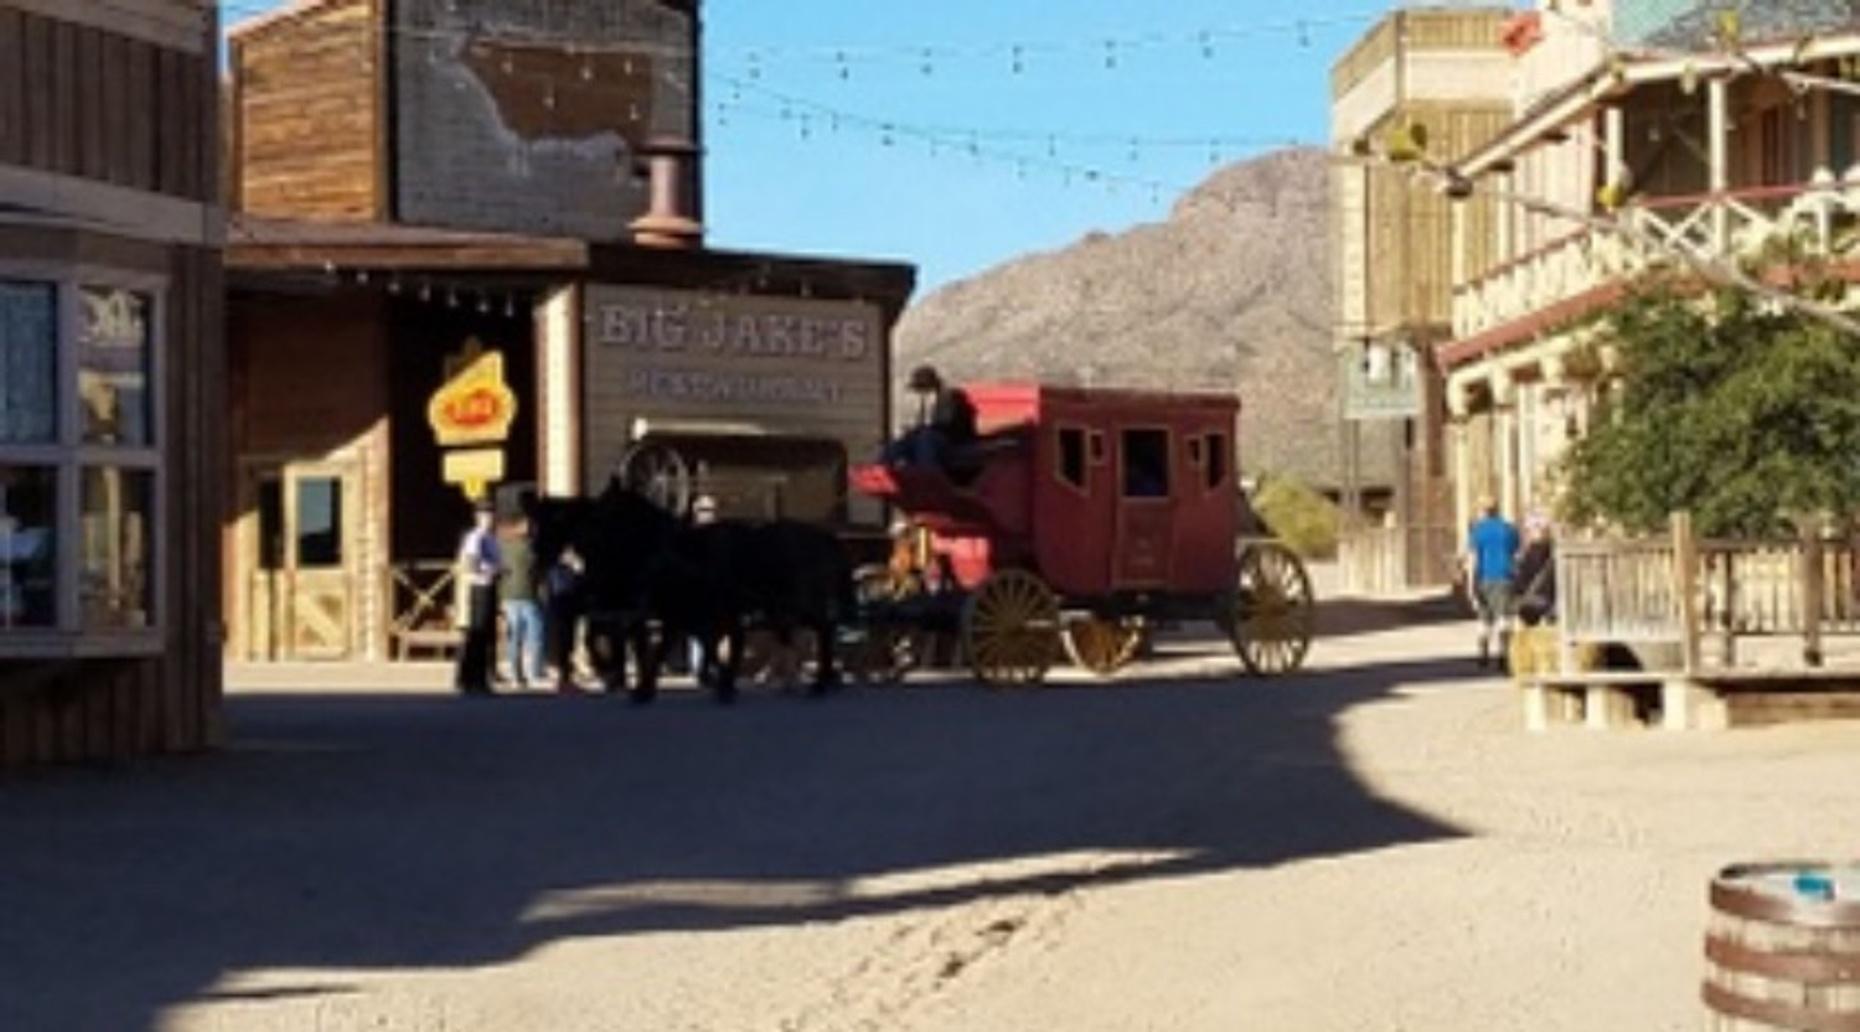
[282, 466, 359, 660]
[1114, 427, 1177, 588]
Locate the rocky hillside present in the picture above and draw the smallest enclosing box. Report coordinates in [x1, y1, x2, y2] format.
[896, 147, 1391, 489]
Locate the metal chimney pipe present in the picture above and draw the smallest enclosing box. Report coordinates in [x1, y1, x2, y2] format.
[629, 136, 704, 249]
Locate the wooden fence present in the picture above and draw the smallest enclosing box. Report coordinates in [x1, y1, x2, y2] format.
[1556, 513, 1860, 675]
[1339, 525, 1458, 596]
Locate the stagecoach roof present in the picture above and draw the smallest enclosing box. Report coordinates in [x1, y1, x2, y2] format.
[959, 381, 1243, 412]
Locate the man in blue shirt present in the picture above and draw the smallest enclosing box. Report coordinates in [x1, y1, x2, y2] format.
[1466, 495, 1521, 670]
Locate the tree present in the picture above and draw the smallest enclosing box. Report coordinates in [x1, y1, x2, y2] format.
[1562, 279, 1860, 538]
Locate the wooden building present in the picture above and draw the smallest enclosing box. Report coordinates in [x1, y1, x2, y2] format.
[222, 0, 916, 663]
[1438, 2, 1860, 532]
[0, 0, 224, 766]
[1329, 7, 1514, 591]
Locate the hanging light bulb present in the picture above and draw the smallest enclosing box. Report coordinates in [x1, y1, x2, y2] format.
[1011, 44, 1025, 74]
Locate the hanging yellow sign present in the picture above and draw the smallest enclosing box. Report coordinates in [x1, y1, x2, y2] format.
[443, 448, 507, 502]
[428, 339, 518, 448]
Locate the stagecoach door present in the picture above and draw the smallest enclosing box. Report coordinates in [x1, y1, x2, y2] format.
[244, 462, 361, 660]
[1114, 428, 1176, 587]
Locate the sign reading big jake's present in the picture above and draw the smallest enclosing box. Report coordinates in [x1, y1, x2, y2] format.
[428, 339, 518, 500]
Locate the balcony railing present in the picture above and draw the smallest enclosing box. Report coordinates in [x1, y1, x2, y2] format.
[1452, 177, 1860, 342]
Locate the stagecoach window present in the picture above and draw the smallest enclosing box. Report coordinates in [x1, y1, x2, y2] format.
[1206, 433, 1229, 490]
[1121, 429, 1171, 499]
[1058, 428, 1087, 490]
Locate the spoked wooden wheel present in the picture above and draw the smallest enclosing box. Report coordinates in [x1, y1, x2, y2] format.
[1226, 542, 1316, 676]
[616, 441, 694, 516]
[1060, 616, 1148, 678]
[962, 569, 1059, 686]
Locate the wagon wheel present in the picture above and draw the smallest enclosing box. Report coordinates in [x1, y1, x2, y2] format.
[1060, 616, 1148, 678]
[1225, 542, 1316, 676]
[616, 441, 694, 516]
[962, 569, 1059, 686]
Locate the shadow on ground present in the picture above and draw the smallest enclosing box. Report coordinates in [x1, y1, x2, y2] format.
[0, 638, 1479, 1030]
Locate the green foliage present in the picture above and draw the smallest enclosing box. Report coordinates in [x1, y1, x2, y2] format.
[1562, 283, 1860, 537]
[1253, 475, 1341, 559]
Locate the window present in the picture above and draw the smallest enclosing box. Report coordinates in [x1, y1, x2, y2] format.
[296, 478, 344, 568]
[1206, 432, 1230, 490]
[1121, 429, 1171, 499]
[0, 467, 57, 629]
[0, 272, 163, 648]
[0, 282, 56, 444]
[1057, 427, 1087, 490]
[77, 288, 153, 447]
[80, 467, 154, 631]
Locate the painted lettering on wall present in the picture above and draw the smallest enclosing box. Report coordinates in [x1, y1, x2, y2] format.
[621, 368, 846, 405]
[594, 302, 872, 363]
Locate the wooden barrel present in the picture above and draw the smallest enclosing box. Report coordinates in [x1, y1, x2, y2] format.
[1706, 863, 1860, 1030]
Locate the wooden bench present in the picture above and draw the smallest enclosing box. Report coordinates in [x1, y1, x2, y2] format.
[393, 625, 463, 661]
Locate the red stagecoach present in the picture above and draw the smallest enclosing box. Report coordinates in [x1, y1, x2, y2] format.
[849, 383, 1316, 685]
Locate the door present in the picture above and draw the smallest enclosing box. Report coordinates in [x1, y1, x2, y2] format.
[1114, 427, 1177, 588]
[245, 463, 360, 660]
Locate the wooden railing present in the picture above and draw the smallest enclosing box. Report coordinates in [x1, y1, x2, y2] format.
[1556, 514, 1860, 674]
[388, 560, 461, 660]
[1453, 177, 1860, 340]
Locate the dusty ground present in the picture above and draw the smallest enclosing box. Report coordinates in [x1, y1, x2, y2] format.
[7, 594, 1860, 1031]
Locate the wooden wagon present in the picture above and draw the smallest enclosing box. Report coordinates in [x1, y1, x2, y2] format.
[847, 383, 1315, 685]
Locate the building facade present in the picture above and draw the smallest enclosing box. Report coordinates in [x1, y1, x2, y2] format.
[1330, 7, 1514, 591]
[221, 0, 915, 664]
[0, 0, 225, 765]
[1437, 0, 1860, 532]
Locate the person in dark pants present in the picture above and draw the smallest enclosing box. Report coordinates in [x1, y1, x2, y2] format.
[544, 545, 587, 694]
[454, 499, 502, 695]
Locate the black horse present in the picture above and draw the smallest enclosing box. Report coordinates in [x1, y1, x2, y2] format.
[532, 481, 853, 703]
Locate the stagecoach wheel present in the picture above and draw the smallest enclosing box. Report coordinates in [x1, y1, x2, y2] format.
[1060, 616, 1148, 678]
[616, 441, 694, 515]
[962, 569, 1060, 687]
[1227, 542, 1316, 676]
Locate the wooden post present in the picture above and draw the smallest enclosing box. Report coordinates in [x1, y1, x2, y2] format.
[1803, 521, 1826, 668]
[1708, 78, 1731, 253]
[1673, 512, 1702, 675]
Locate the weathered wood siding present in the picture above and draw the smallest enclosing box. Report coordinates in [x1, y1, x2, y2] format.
[229, 0, 386, 221]
[0, 4, 212, 202]
[225, 293, 392, 662]
[1366, 103, 1514, 332]
[0, 1, 222, 770]
[0, 231, 223, 769]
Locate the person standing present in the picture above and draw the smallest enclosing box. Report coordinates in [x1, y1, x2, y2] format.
[499, 513, 546, 690]
[1465, 496, 1521, 670]
[544, 545, 587, 694]
[1513, 515, 1557, 628]
[454, 499, 502, 695]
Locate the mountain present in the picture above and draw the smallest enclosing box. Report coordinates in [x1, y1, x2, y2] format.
[894, 147, 1390, 490]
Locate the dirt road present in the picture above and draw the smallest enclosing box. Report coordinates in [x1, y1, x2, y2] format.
[6, 610, 1860, 1031]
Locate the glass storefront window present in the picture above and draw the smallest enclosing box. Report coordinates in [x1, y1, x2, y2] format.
[78, 287, 153, 447]
[0, 281, 57, 445]
[80, 467, 154, 632]
[0, 467, 58, 629]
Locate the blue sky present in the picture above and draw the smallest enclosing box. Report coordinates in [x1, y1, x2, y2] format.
[224, 2, 1404, 291]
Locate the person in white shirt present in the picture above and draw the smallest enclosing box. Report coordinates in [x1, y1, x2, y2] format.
[454, 499, 503, 694]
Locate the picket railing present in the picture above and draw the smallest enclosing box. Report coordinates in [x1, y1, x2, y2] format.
[1556, 514, 1860, 674]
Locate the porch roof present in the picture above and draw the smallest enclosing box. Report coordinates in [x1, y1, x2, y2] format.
[225, 216, 920, 319]
[1457, 31, 1860, 178]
